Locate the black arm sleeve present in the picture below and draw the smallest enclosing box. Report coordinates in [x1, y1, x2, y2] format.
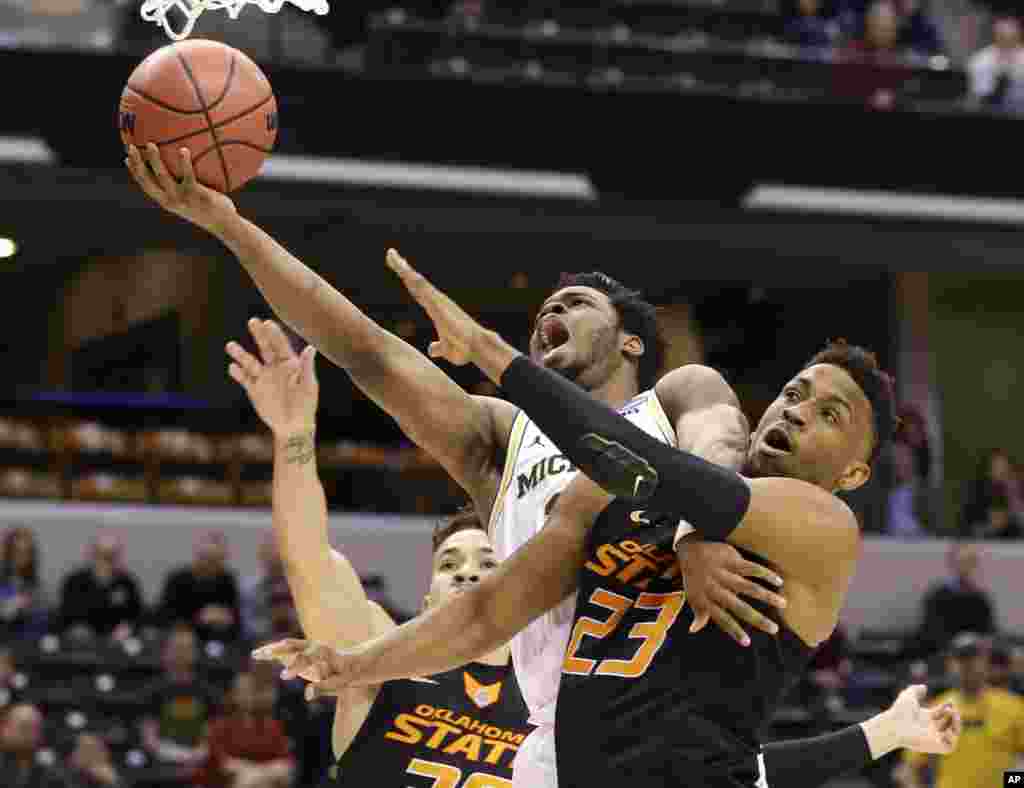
[762, 724, 873, 788]
[499, 356, 751, 540]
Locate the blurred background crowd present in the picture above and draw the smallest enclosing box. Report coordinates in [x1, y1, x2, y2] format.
[3, 0, 1024, 785]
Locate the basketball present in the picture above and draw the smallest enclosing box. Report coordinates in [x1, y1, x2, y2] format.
[118, 39, 278, 193]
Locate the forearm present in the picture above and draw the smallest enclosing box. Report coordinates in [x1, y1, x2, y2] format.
[217, 217, 494, 493]
[350, 587, 500, 683]
[350, 509, 584, 685]
[763, 724, 873, 788]
[273, 430, 375, 646]
[272, 430, 330, 571]
[217, 215, 384, 370]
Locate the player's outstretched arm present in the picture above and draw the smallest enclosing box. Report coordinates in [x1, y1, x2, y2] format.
[126, 146, 513, 514]
[761, 685, 960, 788]
[253, 482, 601, 696]
[228, 318, 391, 650]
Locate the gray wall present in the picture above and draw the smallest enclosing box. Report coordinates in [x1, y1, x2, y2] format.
[5, 499, 1023, 637]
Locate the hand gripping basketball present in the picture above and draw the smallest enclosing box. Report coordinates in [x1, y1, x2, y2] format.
[126, 143, 237, 237]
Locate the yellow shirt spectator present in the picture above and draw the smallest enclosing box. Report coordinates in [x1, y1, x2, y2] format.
[904, 687, 1024, 788]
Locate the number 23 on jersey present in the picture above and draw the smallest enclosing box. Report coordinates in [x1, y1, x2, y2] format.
[563, 589, 686, 678]
[406, 758, 512, 788]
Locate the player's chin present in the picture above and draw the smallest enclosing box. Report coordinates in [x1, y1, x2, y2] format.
[749, 446, 797, 476]
[538, 344, 573, 369]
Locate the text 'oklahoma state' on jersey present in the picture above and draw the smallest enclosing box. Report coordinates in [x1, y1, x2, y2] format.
[555, 501, 814, 788]
[325, 659, 534, 787]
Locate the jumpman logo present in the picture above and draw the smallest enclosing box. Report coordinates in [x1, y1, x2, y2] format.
[529, 435, 545, 449]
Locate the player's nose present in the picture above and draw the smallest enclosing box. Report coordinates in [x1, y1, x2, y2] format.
[782, 406, 806, 428]
[455, 572, 480, 585]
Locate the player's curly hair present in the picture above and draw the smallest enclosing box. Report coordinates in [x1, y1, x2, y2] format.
[804, 339, 898, 464]
[556, 272, 667, 390]
[431, 504, 487, 553]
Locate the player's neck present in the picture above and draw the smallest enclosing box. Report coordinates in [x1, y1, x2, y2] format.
[586, 373, 640, 411]
[474, 644, 511, 667]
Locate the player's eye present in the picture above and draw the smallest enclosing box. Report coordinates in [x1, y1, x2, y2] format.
[823, 409, 839, 425]
[481, 560, 498, 570]
[784, 388, 800, 402]
[439, 562, 456, 571]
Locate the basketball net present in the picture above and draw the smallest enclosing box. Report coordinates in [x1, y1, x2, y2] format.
[140, 0, 328, 41]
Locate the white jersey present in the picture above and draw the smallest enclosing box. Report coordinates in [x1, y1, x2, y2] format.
[487, 388, 678, 729]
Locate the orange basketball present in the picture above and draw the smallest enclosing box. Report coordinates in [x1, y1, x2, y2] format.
[118, 39, 278, 193]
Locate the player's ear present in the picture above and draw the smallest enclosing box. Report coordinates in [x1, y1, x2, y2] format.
[621, 333, 644, 361]
[836, 461, 870, 493]
[421, 593, 433, 612]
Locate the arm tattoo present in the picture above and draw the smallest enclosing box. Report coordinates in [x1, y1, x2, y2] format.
[283, 432, 316, 465]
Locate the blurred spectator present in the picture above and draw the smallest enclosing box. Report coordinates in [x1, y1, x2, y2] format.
[898, 404, 932, 481]
[961, 448, 1024, 535]
[158, 531, 242, 643]
[843, 1, 903, 57]
[834, 1, 913, 107]
[241, 534, 289, 644]
[67, 733, 121, 788]
[835, 0, 944, 54]
[0, 703, 71, 788]
[57, 532, 143, 643]
[248, 659, 329, 788]
[139, 623, 221, 779]
[885, 439, 933, 538]
[0, 527, 49, 641]
[196, 671, 294, 788]
[898, 633, 1024, 788]
[893, 0, 944, 56]
[0, 647, 27, 713]
[265, 590, 301, 642]
[967, 494, 1023, 540]
[967, 16, 1024, 112]
[916, 542, 996, 658]
[784, 0, 841, 51]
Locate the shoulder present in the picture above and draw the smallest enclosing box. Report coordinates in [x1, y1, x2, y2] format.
[749, 476, 860, 548]
[473, 395, 520, 444]
[654, 365, 740, 421]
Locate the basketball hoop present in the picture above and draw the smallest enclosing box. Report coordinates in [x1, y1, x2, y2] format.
[140, 0, 329, 41]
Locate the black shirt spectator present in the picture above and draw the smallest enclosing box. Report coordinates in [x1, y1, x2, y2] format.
[58, 533, 142, 641]
[158, 531, 241, 642]
[917, 543, 997, 658]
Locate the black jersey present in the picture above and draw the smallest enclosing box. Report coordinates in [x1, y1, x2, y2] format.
[324, 659, 534, 787]
[555, 500, 814, 788]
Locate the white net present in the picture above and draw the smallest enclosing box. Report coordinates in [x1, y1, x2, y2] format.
[140, 0, 328, 41]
